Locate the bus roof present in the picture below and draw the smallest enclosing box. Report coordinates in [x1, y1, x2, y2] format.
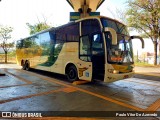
[18, 16, 126, 41]
[18, 21, 76, 41]
[76, 16, 126, 26]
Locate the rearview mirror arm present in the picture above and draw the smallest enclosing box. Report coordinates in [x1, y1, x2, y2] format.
[129, 36, 144, 49]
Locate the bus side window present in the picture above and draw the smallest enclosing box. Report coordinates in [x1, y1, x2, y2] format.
[23, 38, 32, 48]
[66, 23, 79, 42]
[40, 32, 51, 56]
[16, 40, 23, 49]
[34, 35, 41, 47]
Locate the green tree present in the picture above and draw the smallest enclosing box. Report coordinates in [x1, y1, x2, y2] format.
[126, 0, 160, 65]
[26, 22, 51, 35]
[0, 25, 14, 63]
[107, 7, 127, 24]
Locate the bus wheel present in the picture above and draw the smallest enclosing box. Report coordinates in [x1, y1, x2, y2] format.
[66, 65, 78, 82]
[22, 61, 26, 70]
[25, 62, 30, 71]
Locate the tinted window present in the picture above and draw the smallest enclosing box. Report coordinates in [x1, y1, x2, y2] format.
[49, 32, 56, 44]
[23, 38, 33, 48]
[102, 19, 118, 32]
[56, 32, 66, 44]
[101, 18, 129, 35]
[40, 32, 51, 56]
[55, 23, 79, 43]
[34, 35, 41, 46]
[40, 32, 50, 43]
[81, 19, 100, 36]
[66, 23, 79, 42]
[16, 40, 23, 49]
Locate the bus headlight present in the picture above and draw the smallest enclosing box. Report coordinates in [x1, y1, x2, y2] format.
[108, 69, 119, 74]
[113, 70, 119, 74]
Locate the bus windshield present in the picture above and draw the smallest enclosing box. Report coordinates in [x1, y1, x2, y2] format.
[101, 18, 129, 35]
[101, 18, 133, 64]
[105, 33, 134, 64]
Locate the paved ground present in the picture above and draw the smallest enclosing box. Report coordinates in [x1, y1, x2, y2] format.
[0, 64, 159, 120]
[134, 66, 160, 82]
[135, 66, 160, 74]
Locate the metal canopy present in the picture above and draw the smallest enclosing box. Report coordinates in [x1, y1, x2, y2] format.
[67, 0, 105, 12]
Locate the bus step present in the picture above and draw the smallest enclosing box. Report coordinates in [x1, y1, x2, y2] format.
[93, 73, 104, 81]
[72, 80, 90, 85]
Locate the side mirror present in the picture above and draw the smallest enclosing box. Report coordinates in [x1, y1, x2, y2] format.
[129, 36, 144, 49]
[105, 27, 117, 45]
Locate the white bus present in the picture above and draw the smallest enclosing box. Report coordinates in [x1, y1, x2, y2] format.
[16, 16, 144, 82]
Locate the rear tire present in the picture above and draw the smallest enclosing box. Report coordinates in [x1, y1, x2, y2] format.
[22, 61, 26, 70]
[25, 62, 30, 71]
[66, 65, 78, 82]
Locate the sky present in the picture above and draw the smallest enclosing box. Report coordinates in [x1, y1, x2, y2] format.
[0, 0, 154, 54]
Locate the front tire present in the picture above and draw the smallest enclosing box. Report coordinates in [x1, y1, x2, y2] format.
[66, 65, 78, 82]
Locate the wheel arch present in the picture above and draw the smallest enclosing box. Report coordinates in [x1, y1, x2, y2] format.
[65, 62, 79, 82]
[65, 63, 77, 74]
[25, 60, 30, 64]
[21, 60, 25, 66]
[65, 62, 80, 77]
[25, 60, 30, 71]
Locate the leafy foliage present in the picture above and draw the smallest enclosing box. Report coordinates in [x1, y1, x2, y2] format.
[0, 25, 14, 63]
[26, 22, 51, 35]
[126, 0, 160, 65]
[107, 7, 127, 24]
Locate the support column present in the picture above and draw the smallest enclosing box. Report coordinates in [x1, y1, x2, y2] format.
[80, 5, 90, 18]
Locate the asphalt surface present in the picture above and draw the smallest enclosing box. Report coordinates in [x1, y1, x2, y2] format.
[134, 66, 160, 81]
[0, 64, 159, 120]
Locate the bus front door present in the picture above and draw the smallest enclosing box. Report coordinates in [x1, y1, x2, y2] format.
[91, 33, 105, 81]
[79, 35, 93, 81]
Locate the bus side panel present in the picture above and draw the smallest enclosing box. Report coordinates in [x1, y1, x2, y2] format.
[50, 43, 68, 74]
[51, 42, 79, 75]
[16, 49, 24, 66]
[49, 42, 92, 81]
[77, 60, 92, 81]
